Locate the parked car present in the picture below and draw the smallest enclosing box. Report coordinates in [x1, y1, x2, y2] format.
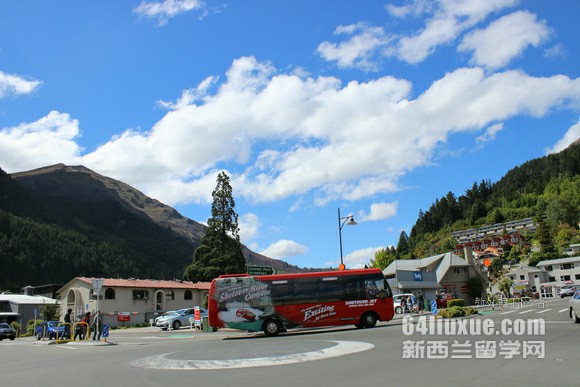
[155, 308, 207, 330]
[569, 289, 580, 323]
[436, 293, 453, 308]
[0, 323, 16, 341]
[154, 311, 176, 325]
[36, 321, 65, 340]
[559, 285, 577, 298]
[393, 293, 413, 314]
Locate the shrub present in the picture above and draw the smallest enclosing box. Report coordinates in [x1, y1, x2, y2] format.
[437, 306, 478, 318]
[447, 298, 465, 308]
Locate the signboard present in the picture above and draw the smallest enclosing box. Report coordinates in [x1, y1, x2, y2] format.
[91, 278, 104, 293]
[431, 300, 437, 315]
[247, 266, 277, 276]
[413, 272, 423, 281]
[194, 306, 201, 327]
[118, 312, 131, 322]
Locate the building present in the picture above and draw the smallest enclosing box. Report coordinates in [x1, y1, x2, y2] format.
[57, 277, 211, 328]
[0, 294, 59, 325]
[383, 250, 488, 305]
[503, 256, 580, 297]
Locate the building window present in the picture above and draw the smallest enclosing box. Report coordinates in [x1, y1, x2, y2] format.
[545, 265, 552, 271]
[576, 274, 580, 280]
[519, 275, 525, 280]
[89, 290, 103, 300]
[133, 289, 149, 300]
[165, 290, 175, 300]
[548, 276, 556, 282]
[184, 290, 192, 300]
[560, 275, 571, 281]
[104, 288, 116, 300]
[534, 274, 539, 278]
[560, 263, 574, 270]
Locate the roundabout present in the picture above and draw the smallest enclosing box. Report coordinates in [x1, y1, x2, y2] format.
[131, 340, 374, 370]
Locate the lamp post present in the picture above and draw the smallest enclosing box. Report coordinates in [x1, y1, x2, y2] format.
[338, 208, 357, 270]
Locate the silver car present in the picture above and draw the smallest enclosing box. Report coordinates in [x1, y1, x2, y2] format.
[155, 308, 207, 330]
[569, 289, 580, 323]
[559, 285, 576, 298]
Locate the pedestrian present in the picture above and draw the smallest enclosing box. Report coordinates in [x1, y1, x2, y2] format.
[400, 295, 407, 314]
[411, 292, 417, 313]
[73, 316, 83, 341]
[82, 312, 91, 340]
[62, 308, 72, 339]
[418, 291, 425, 312]
[92, 311, 102, 341]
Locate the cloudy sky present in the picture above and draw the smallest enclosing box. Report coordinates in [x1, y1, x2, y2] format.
[1, 0, 578, 270]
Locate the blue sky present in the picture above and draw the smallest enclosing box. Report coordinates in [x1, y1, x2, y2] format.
[1, 0, 579, 270]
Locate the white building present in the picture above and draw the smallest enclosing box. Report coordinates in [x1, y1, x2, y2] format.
[0, 294, 59, 326]
[57, 277, 211, 328]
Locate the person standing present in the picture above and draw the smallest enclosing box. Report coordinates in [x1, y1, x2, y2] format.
[400, 295, 407, 314]
[62, 308, 72, 339]
[92, 311, 102, 341]
[82, 312, 91, 340]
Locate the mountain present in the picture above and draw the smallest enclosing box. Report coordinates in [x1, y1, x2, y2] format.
[0, 164, 305, 290]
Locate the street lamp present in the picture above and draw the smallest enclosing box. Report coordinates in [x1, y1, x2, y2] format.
[338, 208, 357, 270]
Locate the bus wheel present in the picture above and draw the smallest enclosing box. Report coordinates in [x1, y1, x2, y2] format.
[262, 319, 282, 336]
[354, 323, 365, 329]
[362, 312, 378, 328]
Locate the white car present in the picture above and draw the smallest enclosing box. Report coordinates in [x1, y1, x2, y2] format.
[559, 285, 577, 298]
[155, 308, 207, 330]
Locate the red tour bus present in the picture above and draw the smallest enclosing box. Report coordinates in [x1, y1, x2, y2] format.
[208, 268, 394, 336]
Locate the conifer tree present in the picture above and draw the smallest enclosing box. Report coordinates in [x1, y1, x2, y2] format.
[183, 172, 246, 281]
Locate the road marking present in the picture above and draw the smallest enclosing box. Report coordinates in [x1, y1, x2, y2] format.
[500, 310, 516, 315]
[536, 309, 551, 314]
[518, 310, 535, 314]
[558, 308, 568, 313]
[131, 340, 374, 370]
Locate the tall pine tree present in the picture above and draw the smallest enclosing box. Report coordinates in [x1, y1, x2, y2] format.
[183, 172, 246, 281]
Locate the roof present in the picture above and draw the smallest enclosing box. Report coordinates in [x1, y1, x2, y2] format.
[396, 280, 441, 290]
[0, 294, 58, 305]
[61, 277, 211, 292]
[383, 251, 487, 284]
[536, 256, 580, 267]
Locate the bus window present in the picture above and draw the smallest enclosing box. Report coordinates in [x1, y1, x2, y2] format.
[344, 278, 365, 300]
[365, 278, 390, 298]
[292, 278, 320, 303]
[319, 277, 343, 302]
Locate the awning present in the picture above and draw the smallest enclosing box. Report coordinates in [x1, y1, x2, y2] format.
[397, 281, 441, 290]
[0, 312, 20, 317]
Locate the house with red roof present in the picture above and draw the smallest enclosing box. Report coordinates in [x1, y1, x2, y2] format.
[57, 277, 211, 328]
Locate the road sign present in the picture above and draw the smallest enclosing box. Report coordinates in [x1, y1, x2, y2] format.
[247, 266, 277, 275]
[431, 300, 438, 315]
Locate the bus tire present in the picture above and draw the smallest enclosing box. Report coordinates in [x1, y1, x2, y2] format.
[354, 323, 365, 329]
[361, 312, 378, 328]
[262, 319, 282, 336]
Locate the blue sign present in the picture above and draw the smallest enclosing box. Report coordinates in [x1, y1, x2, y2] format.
[102, 324, 109, 338]
[413, 271, 423, 281]
[431, 300, 438, 315]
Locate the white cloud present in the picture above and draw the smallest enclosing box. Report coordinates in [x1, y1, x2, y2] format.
[325, 246, 383, 269]
[391, 0, 518, 64]
[545, 120, 580, 154]
[476, 122, 504, 146]
[459, 11, 550, 69]
[317, 23, 392, 71]
[0, 111, 82, 172]
[260, 240, 308, 260]
[0, 70, 42, 98]
[3, 59, 580, 208]
[238, 213, 260, 243]
[358, 202, 398, 222]
[133, 0, 205, 26]
[544, 44, 565, 60]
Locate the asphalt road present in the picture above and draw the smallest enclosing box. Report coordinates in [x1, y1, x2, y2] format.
[1, 297, 578, 387]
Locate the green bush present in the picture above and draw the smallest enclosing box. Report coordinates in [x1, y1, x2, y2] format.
[10, 321, 21, 337]
[447, 298, 465, 308]
[437, 306, 478, 318]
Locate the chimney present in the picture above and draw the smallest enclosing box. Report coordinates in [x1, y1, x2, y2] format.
[464, 245, 475, 266]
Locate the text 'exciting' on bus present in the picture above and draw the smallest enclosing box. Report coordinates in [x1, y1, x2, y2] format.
[208, 268, 394, 336]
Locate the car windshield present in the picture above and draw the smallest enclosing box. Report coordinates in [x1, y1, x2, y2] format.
[0, 323, 10, 328]
[47, 321, 58, 327]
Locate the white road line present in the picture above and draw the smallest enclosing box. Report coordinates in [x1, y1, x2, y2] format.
[131, 340, 374, 370]
[559, 308, 568, 313]
[536, 309, 551, 314]
[518, 310, 535, 314]
[500, 310, 516, 315]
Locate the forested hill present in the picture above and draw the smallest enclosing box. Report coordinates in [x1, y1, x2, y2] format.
[0, 164, 304, 290]
[404, 142, 579, 259]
